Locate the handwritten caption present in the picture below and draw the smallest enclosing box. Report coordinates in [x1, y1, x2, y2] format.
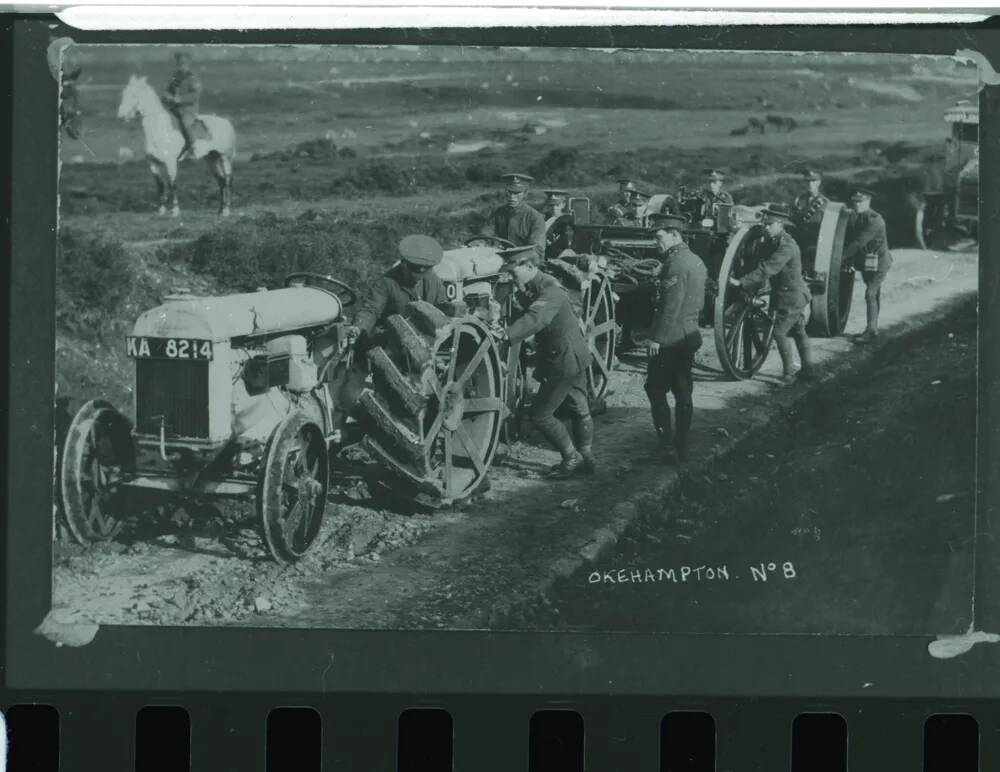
[587, 562, 796, 585]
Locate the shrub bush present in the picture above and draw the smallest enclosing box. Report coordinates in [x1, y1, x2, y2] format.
[56, 227, 137, 338]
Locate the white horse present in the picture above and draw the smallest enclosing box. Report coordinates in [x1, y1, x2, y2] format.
[116, 75, 236, 217]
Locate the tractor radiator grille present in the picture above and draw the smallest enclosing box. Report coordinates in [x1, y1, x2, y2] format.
[135, 359, 210, 438]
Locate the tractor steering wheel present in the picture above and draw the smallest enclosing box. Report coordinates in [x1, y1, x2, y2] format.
[464, 235, 516, 249]
[284, 272, 359, 308]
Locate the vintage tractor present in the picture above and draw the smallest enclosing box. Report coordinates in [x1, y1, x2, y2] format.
[913, 99, 979, 249]
[59, 273, 511, 562]
[544, 190, 852, 380]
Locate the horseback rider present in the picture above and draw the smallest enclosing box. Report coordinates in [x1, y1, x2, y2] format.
[164, 51, 202, 163]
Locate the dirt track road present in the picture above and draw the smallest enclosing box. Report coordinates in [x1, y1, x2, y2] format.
[47, 246, 977, 638]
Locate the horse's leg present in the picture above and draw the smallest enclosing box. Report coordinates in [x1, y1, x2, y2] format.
[206, 152, 227, 216]
[222, 155, 233, 216]
[165, 158, 180, 217]
[150, 161, 168, 215]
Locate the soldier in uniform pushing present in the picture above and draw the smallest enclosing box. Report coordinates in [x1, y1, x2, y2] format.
[730, 205, 815, 385]
[481, 173, 547, 259]
[792, 169, 829, 276]
[842, 188, 892, 344]
[645, 213, 707, 463]
[501, 246, 596, 479]
[164, 51, 203, 163]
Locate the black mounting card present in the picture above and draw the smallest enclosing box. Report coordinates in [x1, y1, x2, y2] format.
[2, 12, 999, 771]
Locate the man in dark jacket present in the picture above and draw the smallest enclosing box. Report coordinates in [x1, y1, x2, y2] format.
[502, 245, 595, 479]
[481, 173, 547, 259]
[164, 51, 202, 162]
[843, 188, 892, 344]
[644, 214, 707, 462]
[700, 169, 734, 216]
[731, 205, 814, 385]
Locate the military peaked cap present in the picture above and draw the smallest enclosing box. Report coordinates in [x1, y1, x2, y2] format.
[851, 187, 875, 201]
[648, 213, 689, 232]
[618, 179, 639, 191]
[760, 204, 795, 226]
[705, 169, 727, 181]
[544, 189, 570, 199]
[803, 169, 822, 181]
[631, 188, 651, 199]
[498, 245, 539, 269]
[398, 234, 444, 267]
[501, 173, 534, 192]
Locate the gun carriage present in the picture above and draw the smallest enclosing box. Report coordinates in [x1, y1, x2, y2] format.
[543, 189, 853, 379]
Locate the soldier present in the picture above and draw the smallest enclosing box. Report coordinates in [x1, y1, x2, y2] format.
[608, 179, 638, 224]
[645, 213, 707, 463]
[164, 51, 202, 163]
[792, 169, 829, 276]
[350, 234, 449, 338]
[628, 189, 652, 226]
[843, 188, 892, 344]
[481, 173, 547, 259]
[729, 205, 814, 385]
[501, 245, 595, 479]
[701, 169, 734, 215]
[542, 189, 570, 219]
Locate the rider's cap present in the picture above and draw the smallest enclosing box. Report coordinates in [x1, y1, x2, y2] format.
[760, 204, 795, 226]
[803, 169, 822, 181]
[498, 245, 539, 270]
[648, 213, 689, 232]
[501, 173, 534, 192]
[398, 234, 444, 267]
[705, 168, 727, 181]
[618, 179, 638, 191]
[851, 187, 875, 201]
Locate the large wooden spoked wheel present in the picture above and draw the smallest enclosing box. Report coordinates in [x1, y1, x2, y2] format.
[258, 411, 330, 563]
[580, 274, 617, 402]
[500, 339, 527, 445]
[807, 202, 855, 337]
[713, 225, 776, 380]
[361, 302, 504, 505]
[60, 399, 134, 544]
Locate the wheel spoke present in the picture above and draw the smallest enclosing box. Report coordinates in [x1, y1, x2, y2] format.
[442, 430, 454, 497]
[463, 397, 504, 414]
[589, 319, 616, 338]
[446, 325, 461, 382]
[455, 423, 486, 476]
[455, 336, 491, 389]
[588, 343, 611, 380]
[282, 500, 305, 546]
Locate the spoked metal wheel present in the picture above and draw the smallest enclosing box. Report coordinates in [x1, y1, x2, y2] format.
[713, 224, 776, 380]
[807, 202, 854, 337]
[580, 273, 617, 402]
[361, 301, 504, 505]
[500, 340, 527, 445]
[60, 399, 134, 544]
[258, 411, 330, 563]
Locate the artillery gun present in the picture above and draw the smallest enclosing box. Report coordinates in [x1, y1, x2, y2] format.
[913, 99, 979, 249]
[543, 189, 853, 380]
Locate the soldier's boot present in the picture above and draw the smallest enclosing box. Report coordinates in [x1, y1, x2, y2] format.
[774, 336, 797, 386]
[571, 415, 596, 475]
[535, 417, 583, 479]
[674, 398, 693, 462]
[645, 390, 673, 450]
[794, 335, 816, 382]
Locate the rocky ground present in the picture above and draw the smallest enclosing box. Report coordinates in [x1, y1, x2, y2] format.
[44, 244, 977, 642]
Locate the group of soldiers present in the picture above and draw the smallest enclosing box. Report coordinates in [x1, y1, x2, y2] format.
[346, 166, 892, 476]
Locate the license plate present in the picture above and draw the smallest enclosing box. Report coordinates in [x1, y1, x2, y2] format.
[126, 336, 213, 360]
